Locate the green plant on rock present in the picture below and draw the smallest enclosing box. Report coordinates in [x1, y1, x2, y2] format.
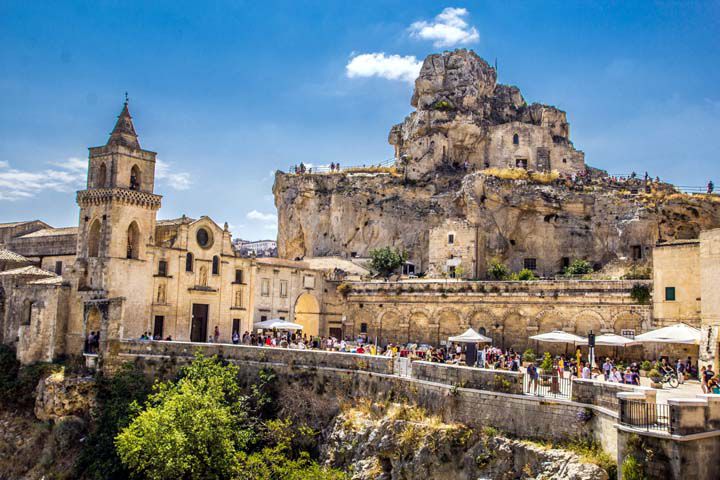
[432, 100, 454, 111]
[563, 259, 593, 276]
[492, 374, 513, 393]
[515, 268, 537, 281]
[487, 259, 509, 280]
[621, 454, 644, 480]
[622, 264, 652, 280]
[336, 282, 352, 298]
[630, 283, 651, 305]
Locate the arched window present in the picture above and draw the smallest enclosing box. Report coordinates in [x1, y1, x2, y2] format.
[126, 221, 140, 259]
[185, 252, 194, 272]
[512, 133, 519, 145]
[97, 163, 107, 188]
[199, 266, 208, 287]
[88, 219, 102, 257]
[21, 300, 33, 326]
[479, 327, 487, 336]
[212, 255, 220, 275]
[130, 165, 141, 191]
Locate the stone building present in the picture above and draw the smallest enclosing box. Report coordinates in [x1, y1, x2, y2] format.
[652, 228, 720, 370]
[0, 102, 331, 364]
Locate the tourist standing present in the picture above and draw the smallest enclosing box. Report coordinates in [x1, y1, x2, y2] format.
[602, 358, 612, 381]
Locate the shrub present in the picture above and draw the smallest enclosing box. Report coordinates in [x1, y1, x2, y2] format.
[563, 259, 593, 276]
[336, 282, 352, 297]
[539, 352, 553, 372]
[432, 100, 454, 111]
[648, 368, 661, 381]
[515, 268, 537, 281]
[522, 349, 536, 363]
[621, 454, 644, 480]
[640, 360, 652, 372]
[369, 247, 407, 278]
[630, 284, 651, 304]
[487, 259, 509, 280]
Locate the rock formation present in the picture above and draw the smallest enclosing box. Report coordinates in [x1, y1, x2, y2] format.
[322, 403, 610, 480]
[274, 49, 720, 274]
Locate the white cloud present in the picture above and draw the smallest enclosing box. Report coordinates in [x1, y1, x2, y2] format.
[247, 210, 277, 222]
[346, 53, 422, 83]
[409, 7, 479, 48]
[155, 159, 192, 190]
[0, 157, 87, 201]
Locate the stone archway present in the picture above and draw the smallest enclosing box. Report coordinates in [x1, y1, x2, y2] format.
[573, 310, 605, 336]
[294, 293, 320, 336]
[502, 311, 528, 352]
[376, 310, 401, 346]
[437, 308, 462, 347]
[408, 311, 432, 345]
[468, 309, 501, 346]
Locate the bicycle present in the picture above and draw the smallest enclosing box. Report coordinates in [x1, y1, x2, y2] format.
[661, 371, 679, 388]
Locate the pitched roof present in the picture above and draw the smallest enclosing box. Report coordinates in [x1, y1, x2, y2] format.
[0, 266, 57, 277]
[0, 221, 39, 228]
[0, 249, 30, 263]
[108, 101, 140, 149]
[18, 227, 78, 238]
[28, 276, 65, 285]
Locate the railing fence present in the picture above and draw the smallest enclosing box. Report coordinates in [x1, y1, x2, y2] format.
[619, 399, 671, 433]
[523, 373, 572, 399]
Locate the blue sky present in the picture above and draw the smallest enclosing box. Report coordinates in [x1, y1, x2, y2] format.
[1, 1, 719, 240]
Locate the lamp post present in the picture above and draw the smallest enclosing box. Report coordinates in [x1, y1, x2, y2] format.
[588, 330, 596, 370]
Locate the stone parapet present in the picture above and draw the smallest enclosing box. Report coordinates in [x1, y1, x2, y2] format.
[410, 361, 523, 394]
[571, 378, 647, 412]
[76, 188, 162, 209]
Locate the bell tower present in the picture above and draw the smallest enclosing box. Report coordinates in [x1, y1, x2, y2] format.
[76, 98, 162, 286]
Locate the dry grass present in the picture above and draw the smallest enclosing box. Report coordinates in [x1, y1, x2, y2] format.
[480, 168, 559, 184]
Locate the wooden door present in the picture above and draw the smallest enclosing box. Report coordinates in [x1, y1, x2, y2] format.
[191, 304, 209, 342]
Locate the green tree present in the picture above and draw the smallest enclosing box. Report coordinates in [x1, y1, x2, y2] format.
[515, 268, 537, 281]
[563, 259, 593, 276]
[115, 354, 255, 480]
[487, 259, 509, 280]
[539, 352, 553, 372]
[369, 247, 407, 278]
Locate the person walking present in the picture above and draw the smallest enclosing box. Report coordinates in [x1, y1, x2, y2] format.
[676, 358, 686, 384]
[527, 362, 539, 394]
[213, 325, 220, 343]
[602, 358, 612, 381]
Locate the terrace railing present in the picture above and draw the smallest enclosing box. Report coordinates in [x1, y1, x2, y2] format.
[619, 399, 671, 433]
[523, 373, 572, 399]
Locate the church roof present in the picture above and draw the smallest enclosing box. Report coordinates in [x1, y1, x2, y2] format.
[0, 249, 30, 263]
[0, 266, 57, 277]
[108, 100, 141, 149]
[28, 276, 66, 286]
[18, 227, 78, 238]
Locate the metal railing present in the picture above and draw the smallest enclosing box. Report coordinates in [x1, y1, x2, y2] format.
[619, 399, 671, 433]
[523, 373, 572, 399]
[394, 356, 412, 378]
[288, 157, 397, 174]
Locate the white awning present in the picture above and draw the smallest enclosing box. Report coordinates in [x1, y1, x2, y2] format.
[578, 333, 638, 347]
[253, 319, 304, 331]
[448, 328, 493, 343]
[633, 323, 701, 345]
[529, 330, 586, 344]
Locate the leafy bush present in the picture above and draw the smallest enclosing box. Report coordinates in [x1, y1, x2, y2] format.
[630, 284, 651, 304]
[369, 247, 407, 278]
[539, 352, 553, 372]
[487, 259, 509, 280]
[640, 360, 652, 372]
[515, 268, 537, 281]
[522, 349, 536, 363]
[563, 259, 593, 276]
[432, 100, 454, 111]
[648, 368, 661, 381]
[621, 454, 644, 480]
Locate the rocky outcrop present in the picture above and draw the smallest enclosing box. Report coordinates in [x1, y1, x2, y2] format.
[322, 403, 609, 480]
[34, 373, 96, 422]
[274, 169, 720, 275]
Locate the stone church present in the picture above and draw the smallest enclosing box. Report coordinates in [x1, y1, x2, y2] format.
[0, 102, 333, 364]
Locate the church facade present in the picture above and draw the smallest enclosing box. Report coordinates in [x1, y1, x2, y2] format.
[0, 103, 330, 364]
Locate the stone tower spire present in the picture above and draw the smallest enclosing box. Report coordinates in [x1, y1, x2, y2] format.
[108, 95, 140, 149]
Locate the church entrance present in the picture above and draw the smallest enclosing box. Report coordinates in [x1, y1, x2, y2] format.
[190, 304, 208, 342]
[294, 293, 320, 336]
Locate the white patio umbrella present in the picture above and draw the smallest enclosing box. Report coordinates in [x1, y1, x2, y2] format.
[448, 328, 493, 343]
[578, 333, 638, 347]
[529, 330, 587, 344]
[634, 323, 701, 345]
[253, 319, 304, 330]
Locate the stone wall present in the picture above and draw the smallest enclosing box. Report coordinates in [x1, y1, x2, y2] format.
[571, 378, 644, 412]
[411, 361, 523, 394]
[342, 279, 651, 355]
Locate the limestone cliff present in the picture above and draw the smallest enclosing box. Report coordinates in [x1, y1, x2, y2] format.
[322, 402, 610, 480]
[274, 49, 720, 275]
[274, 169, 720, 276]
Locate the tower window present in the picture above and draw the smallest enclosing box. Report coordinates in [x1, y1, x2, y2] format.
[158, 260, 168, 276]
[185, 252, 194, 272]
[448, 233, 455, 244]
[631, 245, 642, 260]
[55, 261, 63, 275]
[126, 221, 140, 259]
[129, 165, 141, 191]
[235, 269, 243, 283]
[212, 255, 220, 275]
[524, 258, 537, 270]
[97, 163, 107, 188]
[88, 219, 101, 257]
[513, 133, 519, 145]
